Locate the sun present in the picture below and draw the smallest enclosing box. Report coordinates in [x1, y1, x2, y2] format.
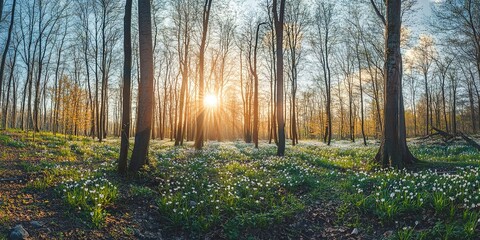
[204, 94, 218, 108]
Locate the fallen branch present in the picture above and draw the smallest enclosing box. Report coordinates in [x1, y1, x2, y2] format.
[458, 131, 480, 151]
[418, 132, 440, 140]
[432, 127, 454, 141]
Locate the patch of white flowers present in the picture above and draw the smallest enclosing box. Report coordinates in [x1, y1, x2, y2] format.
[45, 160, 119, 227]
[154, 144, 310, 224]
[351, 166, 480, 211]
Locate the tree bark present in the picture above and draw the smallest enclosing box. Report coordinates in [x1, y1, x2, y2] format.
[373, 0, 416, 168]
[0, 0, 15, 123]
[130, 0, 154, 173]
[174, 10, 190, 146]
[0, 0, 3, 23]
[194, 0, 213, 150]
[2, 43, 17, 129]
[273, 0, 286, 156]
[119, 0, 132, 175]
[358, 54, 367, 145]
[252, 22, 266, 148]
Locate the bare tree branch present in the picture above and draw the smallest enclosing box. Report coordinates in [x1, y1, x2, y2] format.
[370, 0, 386, 26]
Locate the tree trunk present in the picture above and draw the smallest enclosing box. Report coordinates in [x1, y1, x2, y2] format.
[413, 92, 417, 136]
[0, 0, 3, 22]
[423, 71, 430, 136]
[452, 90, 457, 135]
[11, 72, 17, 128]
[252, 22, 266, 148]
[99, 4, 108, 142]
[0, 0, 15, 110]
[130, 0, 154, 173]
[33, 2, 44, 134]
[268, 12, 278, 145]
[356, 47, 367, 145]
[174, 23, 190, 146]
[273, 0, 286, 156]
[95, 19, 100, 140]
[194, 0, 212, 150]
[468, 82, 476, 133]
[119, 0, 132, 175]
[2, 48, 16, 129]
[373, 0, 416, 168]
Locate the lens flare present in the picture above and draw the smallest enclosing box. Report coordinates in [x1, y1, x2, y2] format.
[204, 94, 218, 108]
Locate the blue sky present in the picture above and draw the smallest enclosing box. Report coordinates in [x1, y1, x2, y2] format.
[234, 0, 435, 31]
[415, 0, 435, 34]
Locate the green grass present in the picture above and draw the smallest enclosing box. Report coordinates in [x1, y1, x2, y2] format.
[149, 142, 351, 237]
[0, 134, 26, 148]
[129, 185, 155, 198]
[3, 130, 480, 238]
[19, 160, 55, 173]
[344, 166, 480, 238]
[59, 176, 118, 227]
[411, 144, 480, 163]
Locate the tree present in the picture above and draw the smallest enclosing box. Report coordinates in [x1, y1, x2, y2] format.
[18, 0, 36, 131]
[74, 0, 95, 138]
[434, 55, 453, 133]
[129, 0, 154, 172]
[411, 34, 436, 135]
[0, 0, 3, 22]
[2, 38, 19, 129]
[118, 0, 132, 175]
[239, 40, 253, 143]
[272, 0, 285, 156]
[211, 15, 235, 141]
[249, 21, 266, 148]
[372, 0, 416, 168]
[0, 0, 16, 124]
[448, 66, 462, 135]
[312, 0, 335, 145]
[285, 0, 307, 146]
[433, 0, 480, 97]
[173, 0, 195, 146]
[265, 0, 278, 145]
[336, 42, 356, 142]
[97, 0, 121, 141]
[403, 57, 418, 136]
[52, 21, 68, 136]
[348, 5, 368, 145]
[32, 1, 68, 133]
[194, 0, 213, 150]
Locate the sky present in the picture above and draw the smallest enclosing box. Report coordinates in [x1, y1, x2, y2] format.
[232, 0, 436, 38]
[227, 0, 441, 88]
[415, 0, 435, 35]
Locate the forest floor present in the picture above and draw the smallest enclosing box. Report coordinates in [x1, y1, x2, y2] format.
[1, 130, 480, 239]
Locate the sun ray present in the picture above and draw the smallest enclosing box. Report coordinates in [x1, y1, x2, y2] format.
[204, 94, 218, 109]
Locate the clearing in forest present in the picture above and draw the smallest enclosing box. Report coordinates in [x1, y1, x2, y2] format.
[1, 130, 480, 239]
